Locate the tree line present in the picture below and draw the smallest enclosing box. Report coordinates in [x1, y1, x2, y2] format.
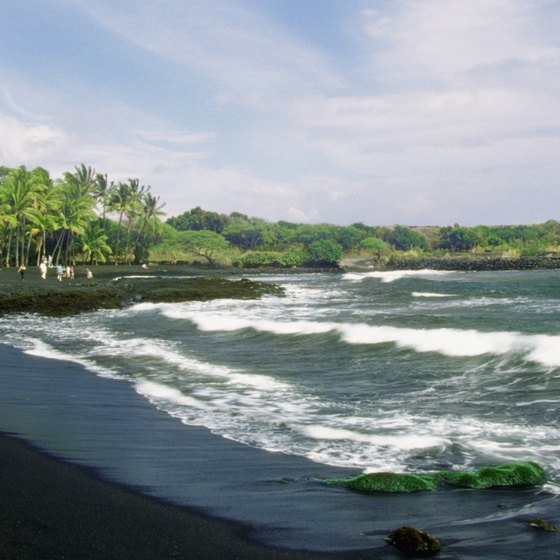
[0, 164, 164, 267]
[157, 207, 560, 267]
[2, 163, 559, 269]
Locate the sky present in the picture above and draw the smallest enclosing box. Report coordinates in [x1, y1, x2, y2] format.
[1, 0, 560, 226]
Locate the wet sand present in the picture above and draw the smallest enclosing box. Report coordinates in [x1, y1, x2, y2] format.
[0, 432, 360, 560]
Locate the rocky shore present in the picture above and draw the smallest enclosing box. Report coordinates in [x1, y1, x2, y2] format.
[342, 255, 560, 272]
[0, 265, 283, 316]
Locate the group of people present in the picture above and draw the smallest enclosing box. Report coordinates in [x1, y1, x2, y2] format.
[17, 256, 93, 281]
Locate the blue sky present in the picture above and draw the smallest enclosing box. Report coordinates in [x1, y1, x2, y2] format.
[1, 0, 560, 226]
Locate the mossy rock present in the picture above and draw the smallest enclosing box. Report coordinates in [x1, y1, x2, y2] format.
[386, 526, 442, 556]
[527, 518, 560, 532]
[324, 461, 545, 494]
[433, 462, 546, 489]
[326, 472, 436, 493]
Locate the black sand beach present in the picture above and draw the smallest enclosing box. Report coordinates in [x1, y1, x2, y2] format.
[1, 432, 358, 560]
[1, 266, 559, 559]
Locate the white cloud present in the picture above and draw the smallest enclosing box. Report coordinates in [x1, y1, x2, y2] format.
[0, 115, 71, 163]
[363, 0, 560, 82]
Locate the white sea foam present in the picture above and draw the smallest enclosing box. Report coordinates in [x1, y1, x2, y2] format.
[22, 338, 120, 379]
[136, 380, 205, 409]
[412, 292, 453, 298]
[163, 310, 560, 367]
[343, 269, 455, 283]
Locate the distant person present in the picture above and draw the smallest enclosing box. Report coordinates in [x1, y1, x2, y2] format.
[39, 261, 47, 280]
[17, 264, 26, 280]
[56, 264, 63, 281]
[86, 268, 93, 280]
[47, 254, 53, 268]
[70, 266, 75, 279]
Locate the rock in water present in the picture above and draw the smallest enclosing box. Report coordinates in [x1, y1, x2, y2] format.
[325, 461, 546, 494]
[326, 472, 435, 493]
[434, 461, 546, 489]
[527, 518, 560, 532]
[386, 526, 442, 556]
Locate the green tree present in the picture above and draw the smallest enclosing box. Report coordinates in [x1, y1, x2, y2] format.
[360, 237, 391, 259]
[80, 221, 113, 264]
[0, 166, 41, 266]
[306, 240, 342, 267]
[387, 226, 429, 251]
[181, 230, 230, 265]
[438, 226, 479, 252]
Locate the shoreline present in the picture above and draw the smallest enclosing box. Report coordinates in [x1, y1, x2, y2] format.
[1, 342, 559, 559]
[0, 265, 282, 316]
[0, 432, 355, 560]
[0, 343, 370, 559]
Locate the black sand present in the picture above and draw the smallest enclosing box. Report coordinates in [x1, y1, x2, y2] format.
[0, 432, 360, 560]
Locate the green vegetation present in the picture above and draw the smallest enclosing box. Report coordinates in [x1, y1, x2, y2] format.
[326, 472, 436, 493]
[325, 461, 545, 493]
[0, 164, 164, 267]
[2, 163, 560, 269]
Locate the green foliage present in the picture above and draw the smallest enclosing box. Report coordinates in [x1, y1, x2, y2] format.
[306, 240, 343, 267]
[387, 225, 430, 251]
[433, 461, 545, 489]
[0, 163, 164, 267]
[180, 230, 230, 264]
[166, 206, 229, 233]
[326, 461, 545, 494]
[241, 248, 307, 268]
[360, 237, 390, 259]
[327, 472, 436, 493]
[439, 226, 480, 251]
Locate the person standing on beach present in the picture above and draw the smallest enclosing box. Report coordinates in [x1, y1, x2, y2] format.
[39, 261, 47, 280]
[86, 268, 93, 280]
[56, 264, 63, 281]
[17, 264, 26, 280]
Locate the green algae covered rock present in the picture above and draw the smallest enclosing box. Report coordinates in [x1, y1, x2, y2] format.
[326, 472, 436, 493]
[433, 461, 546, 489]
[527, 518, 560, 532]
[325, 461, 545, 494]
[386, 526, 442, 556]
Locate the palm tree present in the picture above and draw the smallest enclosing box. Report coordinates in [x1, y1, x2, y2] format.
[132, 192, 166, 260]
[108, 180, 134, 264]
[0, 166, 41, 266]
[28, 167, 63, 264]
[73, 163, 97, 196]
[94, 173, 113, 227]
[52, 175, 96, 265]
[123, 180, 148, 264]
[81, 221, 112, 264]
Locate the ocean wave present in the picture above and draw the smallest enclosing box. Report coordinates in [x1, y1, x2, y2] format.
[21, 338, 121, 379]
[412, 292, 453, 298]
[163, 310, 560, 367]
[343, 269, 456, 283]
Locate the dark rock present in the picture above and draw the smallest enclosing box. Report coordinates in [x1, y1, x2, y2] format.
[527, 518, 560, 532]
[385, 526, 442, 556]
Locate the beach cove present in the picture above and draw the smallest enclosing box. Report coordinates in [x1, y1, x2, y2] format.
[1, 266, 559, 559]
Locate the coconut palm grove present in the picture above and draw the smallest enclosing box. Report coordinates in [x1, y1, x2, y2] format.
[2, 163, 560, 269]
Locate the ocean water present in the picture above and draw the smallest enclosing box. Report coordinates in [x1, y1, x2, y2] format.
[2, 268, 559, 488]
[0, 270, 560, 558]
